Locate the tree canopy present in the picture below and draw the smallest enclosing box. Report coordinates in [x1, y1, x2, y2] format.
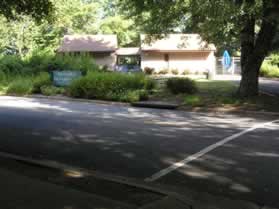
[120, 0, 279, 96]
[0, 0, 53, 20]
[0, 0, 140, 55]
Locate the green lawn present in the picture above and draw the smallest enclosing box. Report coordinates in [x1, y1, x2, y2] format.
[151, 79, 279, 112]
[184, 80, 279, 112]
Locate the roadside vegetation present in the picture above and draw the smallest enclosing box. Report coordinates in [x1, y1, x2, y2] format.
[68, 72, 154, 102]
[0, 53, 156, 102]
[151, 78, 279, 112]
[260, 54, 279, 78]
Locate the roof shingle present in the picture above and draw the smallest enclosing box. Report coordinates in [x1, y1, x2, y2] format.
[58, 35, 118, 52]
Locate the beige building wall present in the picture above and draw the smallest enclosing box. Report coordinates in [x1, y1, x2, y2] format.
[141, 51, 216, 74]
[91, 52, 117, 70]
[141, 52, 168, 71]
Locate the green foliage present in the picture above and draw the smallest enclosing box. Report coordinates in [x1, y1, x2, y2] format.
[0, 70, 6, 83]
[0, 53, 100, 78]
[260, 61, 279, 78]
[184, 95, 203, 106]
[32, 72, 52, 93]
[270, 54, 279, 66]
[6, 77, 33, 95]
[182, 69, 190, 75]
[100, 15, 139, 47]
[171, 69, 179, 75]
[40, 85, 64, 96]
[120, 0, 279, 55]
[0, 0, 53, 20]
[144, 78, 156, 91]
[0, 0, 139, 56]
[158, 69, 169, 75]
[166, 78, 198, 94]
[0, 55, 25, 75]
[68, 72, 153, 102]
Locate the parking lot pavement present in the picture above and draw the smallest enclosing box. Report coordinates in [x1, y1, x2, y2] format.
[157, 121, 279, 208]
[0, 167, 134, 209]
[0, 96, 278, 207]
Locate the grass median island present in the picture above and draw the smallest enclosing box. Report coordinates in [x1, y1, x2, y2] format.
[184, 80, 279, 112]
[151, 78, 279, 112]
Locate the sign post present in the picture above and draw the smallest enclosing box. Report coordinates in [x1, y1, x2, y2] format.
[222, 50, 232, 74]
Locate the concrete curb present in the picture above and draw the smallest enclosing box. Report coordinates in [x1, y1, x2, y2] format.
[260, 77, 279, 82]
[178, 106, 279, 117]
[132, 101, 179, 109]
[25, 94, 130, 106]
[0, 151, 192, 208]
[0, 150, 271, 209]
[3, 94, 279, 117]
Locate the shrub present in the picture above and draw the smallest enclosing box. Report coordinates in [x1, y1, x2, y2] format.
[144, 78, 156, 91]
[184, 95, 203, 106]
[0, 55, 25, 75]
[158, 68, 169, 75]
[144, 67, 155, 75]
[166, 77, 198, 94]
[260, 62, 279, 78]
[0, 71, 6, 83]
[40, 85, 65, 96]
[68, 72, 153, 102]
[182, 69, 190, 75]
[138, 90, 149, 101]
[32, 72, 52, 93]
[171, 69, 179, 75]
[270, 54, 279, 67]
[6, 78, 33, 95]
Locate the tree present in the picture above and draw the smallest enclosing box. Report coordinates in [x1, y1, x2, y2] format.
[120, 0, 279, 97]
[0, 0, 53, 20]
[100, 15, 139, 46]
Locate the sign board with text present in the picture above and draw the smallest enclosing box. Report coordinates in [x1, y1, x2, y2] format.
[52, 71, 82, 87]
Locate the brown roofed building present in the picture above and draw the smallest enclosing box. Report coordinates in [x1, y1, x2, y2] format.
[58, 34, 216, 74]
[58, 35, 118, 69]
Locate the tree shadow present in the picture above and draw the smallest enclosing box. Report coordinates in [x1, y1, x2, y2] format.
[0, 96, 278, 207]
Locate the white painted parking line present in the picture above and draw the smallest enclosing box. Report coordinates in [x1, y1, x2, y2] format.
[145, 119, 279, 182]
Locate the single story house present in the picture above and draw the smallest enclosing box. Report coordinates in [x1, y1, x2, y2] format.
[140, 34, 216, 74]
[58, 35, 118, 69]
[58, 34, 216, 73]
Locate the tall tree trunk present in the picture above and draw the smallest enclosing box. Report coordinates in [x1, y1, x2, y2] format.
[238, 17, 257, 97]
[238, 0, 279, 97]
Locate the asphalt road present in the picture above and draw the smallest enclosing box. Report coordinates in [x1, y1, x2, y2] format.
[0, 96, 278, 208]
[259, 78, 279, 96]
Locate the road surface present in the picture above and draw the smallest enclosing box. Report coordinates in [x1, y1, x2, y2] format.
[0, 96, 278, 208]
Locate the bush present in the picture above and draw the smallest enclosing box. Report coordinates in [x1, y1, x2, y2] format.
[144, 78, 156, 91]
[0, 55, 25, 75]
[0, 71, 6, 83]
[182, 69, 190, 75]
[68, 72, 153, 102]
[158, 68, 169, 75]
[184, 95, 203, 106]
[32, 72, 52, 93]
[166, 77, 198, 94]
[144, 67, 155, 75]
[6, 78, 33, 95]
[0, 53, 101, 79]
[40, 85, 65, 96]
[270, 54, 279, 67]
[171, 69, 179, 75]
[28, 53, 100, 75]
[260, 62, 279, 78]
